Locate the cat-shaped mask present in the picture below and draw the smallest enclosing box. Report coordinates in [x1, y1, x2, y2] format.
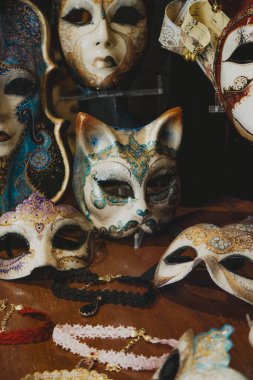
[73, 108, 183, 238]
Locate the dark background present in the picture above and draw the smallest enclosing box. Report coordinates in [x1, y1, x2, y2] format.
[34, 0, 253, 205]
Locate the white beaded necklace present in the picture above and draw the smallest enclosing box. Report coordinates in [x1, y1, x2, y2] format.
[53, 324, 177, 372]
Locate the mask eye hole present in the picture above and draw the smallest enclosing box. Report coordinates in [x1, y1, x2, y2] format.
[5, 78, 35, 97]
[0, 233, 29, 259]
[227, 42, 253, 64]
[159, 350, 179, 380]
[62, 8, 92, 25]
[147, 174, 173, 195]
[52, 225, 88, 251]
[221, 255, 253, 280]
[98, 180, 134, 198]
[164, 247, 197, 265]
[111, 6, 143, 26]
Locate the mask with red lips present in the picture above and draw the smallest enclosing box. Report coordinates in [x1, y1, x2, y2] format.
[215, 1, 253, 141]
[159, 0, 253, 142]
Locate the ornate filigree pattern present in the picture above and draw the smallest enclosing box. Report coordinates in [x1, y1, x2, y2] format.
[155, 222, 253, 305]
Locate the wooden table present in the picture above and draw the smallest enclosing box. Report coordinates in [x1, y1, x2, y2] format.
[1, 196, 253, 379]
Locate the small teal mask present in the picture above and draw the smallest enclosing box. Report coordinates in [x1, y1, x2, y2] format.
[153, 325, 248, 380]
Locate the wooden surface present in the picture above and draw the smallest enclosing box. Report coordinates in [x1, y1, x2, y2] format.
[1, 196, 253, 379]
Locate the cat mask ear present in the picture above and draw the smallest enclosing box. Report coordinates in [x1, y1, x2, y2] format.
[75, 112, 116, 155]
[146, 107, 183, 153]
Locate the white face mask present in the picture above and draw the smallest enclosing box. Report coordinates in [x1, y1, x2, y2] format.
[215, 6, 253, 141]
[73, 108, 183, 238]
[155, 222, 253, 305]
[0, 67, 35, 157]
[58, 0, 148, 89]
[153, 325, 248, 380]
[0, 194, 93, 280]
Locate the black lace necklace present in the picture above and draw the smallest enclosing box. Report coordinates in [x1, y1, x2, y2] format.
[52, 267, 156, 317]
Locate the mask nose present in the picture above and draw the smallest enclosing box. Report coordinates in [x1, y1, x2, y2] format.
[136, 208, 150, 220]
[0, 95, 11, 123]
[134, 198, 151, 223]
[35, 241, 57, 268]
[95, 19, 114, 48]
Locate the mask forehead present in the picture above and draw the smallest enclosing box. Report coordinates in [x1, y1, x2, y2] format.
[0, 194, 89, 239]
[61, 0, 115, 7]
[86, 134, 174, 185]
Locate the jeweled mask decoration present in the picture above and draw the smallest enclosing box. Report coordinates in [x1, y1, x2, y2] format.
[57, 0, 148, 89]
[0, 0, 69, 214]
[159, 0, 230, 84]
[73, 108, 183, 238]
[154, 222, 253, 305]
[0, 194, 93, 280]
[215, 1, 253, 141]
[153, 325, 248, 380]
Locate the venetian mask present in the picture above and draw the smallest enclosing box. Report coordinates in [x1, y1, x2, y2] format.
[73, 108, 183, 238]
[0, 194, 93, 280]
[159, 0, 253, 142]
[152, 325, 248, 380]
[57, 0, 148, 89]
[215, 2, 253, 141]
[0, 0, 69, 213]
[154, 222, 253, 305]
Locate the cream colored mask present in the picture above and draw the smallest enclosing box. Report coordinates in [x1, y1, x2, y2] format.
[58, 0, 148, 89]
[0, 194, 92, 280]
[152, 325, 248, 380]
[155, 222, 253, 305]
[73, 108, 183, 238]
[215, 3, 253, 142]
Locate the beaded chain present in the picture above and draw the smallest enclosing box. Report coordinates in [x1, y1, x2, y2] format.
[21, 367, 114, 380]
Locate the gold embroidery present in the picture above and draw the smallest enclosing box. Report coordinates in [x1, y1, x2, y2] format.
[178, 223, 253, 254]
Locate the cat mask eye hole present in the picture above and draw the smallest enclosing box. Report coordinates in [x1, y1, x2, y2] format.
[147, 174, 173, 195]
[97, 179, 134, 198]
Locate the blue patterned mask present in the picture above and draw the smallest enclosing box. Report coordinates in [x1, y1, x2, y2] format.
[0, 0, 69, 213]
